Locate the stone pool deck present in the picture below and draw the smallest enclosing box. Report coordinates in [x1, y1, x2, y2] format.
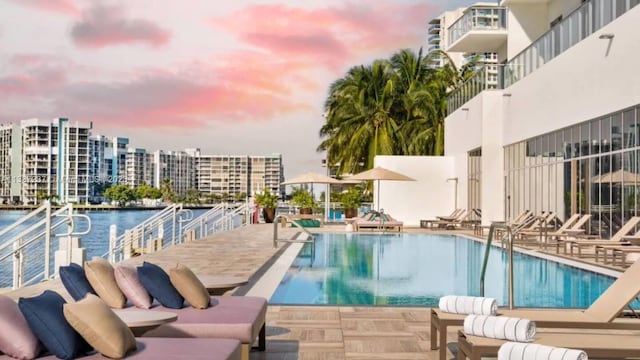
[2, 223, 625, 359]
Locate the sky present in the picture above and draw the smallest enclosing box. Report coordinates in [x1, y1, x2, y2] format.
[0, 0, 478, 178]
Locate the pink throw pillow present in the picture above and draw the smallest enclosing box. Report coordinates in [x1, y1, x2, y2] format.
[0, 295, 41, 359]
[114, 264, 152, 309]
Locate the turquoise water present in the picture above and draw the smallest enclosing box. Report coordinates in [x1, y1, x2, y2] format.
[270, 233, 620, 308]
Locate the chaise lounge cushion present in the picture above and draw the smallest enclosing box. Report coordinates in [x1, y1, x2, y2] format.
[59, 263, 96, 301]
[18, 290, 88, 360]
[142, 296, 267, 344]
[63, 294, 137, 359]
[137, 262, 184, 309]
[3, 338, 242, 360]
[114, 264, 152, 309]
[169, 263, 210, 309]
[0, 295, 41, 360]
[84, 257, 126, 309]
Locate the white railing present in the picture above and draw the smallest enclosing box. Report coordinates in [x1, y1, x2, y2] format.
[182, 202, 255, 242]
[448, 6, 507, 47]
[181, 204, 227, 241]
[106, 204, 190, 263]
[0, 202, 91, 289]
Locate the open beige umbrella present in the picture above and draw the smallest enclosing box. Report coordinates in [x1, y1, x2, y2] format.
[592, 169, 640, 184]
[345, 166, 415, 212]
[281, 172, 343, 222]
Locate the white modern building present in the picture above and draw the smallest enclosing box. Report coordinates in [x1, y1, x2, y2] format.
[379, 0, 640, 238]
[0, 118, 92, 204]
[188, 149, 284, 200]
[153, 150, 195, 196]
[125, 148, 155, 187]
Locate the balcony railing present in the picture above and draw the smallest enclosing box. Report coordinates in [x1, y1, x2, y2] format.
[447, 0, 639, 114]
[448, 65, 504, 114]
[505, 0, 638, 88]
[448, 7, 507, 48]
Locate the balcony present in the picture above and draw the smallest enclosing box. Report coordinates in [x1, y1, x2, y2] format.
[428, 24, 441, 34]
[447, 7, 507, 53]
[446, 0, 639, 114]
[427, 34, 441, 44]
[447, 64, 504, 114]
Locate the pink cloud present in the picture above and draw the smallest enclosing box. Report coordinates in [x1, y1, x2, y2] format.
[8, 0, 79, 15]
[71, 4, 171, 48]
[213, 2, 435, 71]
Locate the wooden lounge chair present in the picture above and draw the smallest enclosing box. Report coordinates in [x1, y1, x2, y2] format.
[430, 258, 640, 360]
[456, 327, 640, 360]
[517, 213, 581, 239]
[353, 211, 403, 232]
[428, 210, 468, 230]
[557, 216, 640, 257]
[420, 209, 463, 229]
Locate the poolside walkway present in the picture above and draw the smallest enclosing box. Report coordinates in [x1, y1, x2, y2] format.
[5, 223, 622, 359]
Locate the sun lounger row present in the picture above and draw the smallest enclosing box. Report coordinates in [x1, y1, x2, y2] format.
[39, 257, 267, 360]
[431, 258, 640, 360]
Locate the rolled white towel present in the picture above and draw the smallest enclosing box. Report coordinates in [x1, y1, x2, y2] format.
[464, 315, 536, 342]
[498, 342, 587, 360]
[438, 295, 497, 315]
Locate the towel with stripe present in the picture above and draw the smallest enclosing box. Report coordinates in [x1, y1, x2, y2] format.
[438, 295, 497, 315]
[498, 342, 587, 360]
[464, 315, 536, 342]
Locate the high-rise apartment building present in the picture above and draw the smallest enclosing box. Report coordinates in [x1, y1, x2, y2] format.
[153, 150, 195, 196]
[125, 148, 155, 187]
[427, 2, 501, 87]
[1, 120, 285, 204]
[10, 118, 92, 204]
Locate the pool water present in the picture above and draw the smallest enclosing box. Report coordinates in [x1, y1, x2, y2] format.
[269, 233, 620, 307]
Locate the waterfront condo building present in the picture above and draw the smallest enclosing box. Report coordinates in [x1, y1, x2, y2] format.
[125, 148, 155, 188]
[378, 0, 640, 235]
[188, 149, 284, 200]
[0, 118, 91, 204]
[153, 150, 195, 197]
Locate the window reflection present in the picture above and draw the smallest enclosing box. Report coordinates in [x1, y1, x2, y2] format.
[505, 104, 640, 238]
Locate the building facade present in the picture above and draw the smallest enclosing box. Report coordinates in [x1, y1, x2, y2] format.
[442, 0, 640, 238]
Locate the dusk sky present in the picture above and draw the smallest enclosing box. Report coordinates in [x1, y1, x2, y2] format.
[0, 0, 477, 178]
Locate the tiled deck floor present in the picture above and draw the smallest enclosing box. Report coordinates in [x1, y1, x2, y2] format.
[2, 223, 623, 359]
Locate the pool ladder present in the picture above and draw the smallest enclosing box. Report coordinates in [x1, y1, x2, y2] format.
[272, 214, 315, 248]
[480, 221, 515, 309]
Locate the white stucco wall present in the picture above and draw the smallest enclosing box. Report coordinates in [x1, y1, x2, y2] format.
[373, 156, 455, 227]
[503, 4, 640, 144]
[506, 3, 549, 59]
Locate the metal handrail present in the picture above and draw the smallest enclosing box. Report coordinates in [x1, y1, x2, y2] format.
[181, 204, 226, 239]
[480, 221, 514, 309]
[273, 214, 315, 248]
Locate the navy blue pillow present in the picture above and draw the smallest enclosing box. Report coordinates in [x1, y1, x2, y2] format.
[137, 262, 184, 309]
[59, 263, 96, 301]
[18, 290, 88, 360]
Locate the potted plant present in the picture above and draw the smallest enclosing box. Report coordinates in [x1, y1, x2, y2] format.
[254, 189, 278, 223]
[340, 187, 362, 219]
[290, 188, 315, 215]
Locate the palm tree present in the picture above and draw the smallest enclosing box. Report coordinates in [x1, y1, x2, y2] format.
[319, 60, 400, 174]
[319, 47, 475, 166]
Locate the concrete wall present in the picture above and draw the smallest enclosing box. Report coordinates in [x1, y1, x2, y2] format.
[373, 156, 455, 227]
[506, 3, 549, 59]
[503, 5, 640, 145]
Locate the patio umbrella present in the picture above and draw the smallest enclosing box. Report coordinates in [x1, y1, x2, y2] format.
[345, 167, 415, 212]
[592, 169, 640, 184]
[281, 172, 343, 221]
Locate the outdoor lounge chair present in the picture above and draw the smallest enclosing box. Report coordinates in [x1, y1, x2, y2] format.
[430, 258, 640, 360]
[352, 211, 403, 232]
[556, 216, 640, 256]
[456, 327, 640, 360]
[428, 210, 468, 230]
[0, 338, 243, 360]
[420, 209, 463, 228]
[517, 213, 581, 239]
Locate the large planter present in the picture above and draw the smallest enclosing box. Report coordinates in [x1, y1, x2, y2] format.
[262, 208, 276, 223]
[344, 208, 358, 219]
[300, 208, 313, 215]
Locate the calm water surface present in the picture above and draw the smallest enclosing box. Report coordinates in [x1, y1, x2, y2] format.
[270, 233, 621, 308]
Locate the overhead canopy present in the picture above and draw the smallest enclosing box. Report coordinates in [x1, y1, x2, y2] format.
[345, 167, 415, 212]
[592, 169, 640, 184]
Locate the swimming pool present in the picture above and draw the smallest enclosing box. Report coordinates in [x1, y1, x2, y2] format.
[269, 233, 620, 307]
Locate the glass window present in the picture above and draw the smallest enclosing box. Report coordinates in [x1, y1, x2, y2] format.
[601, 116, 611, 153]
[572, 125, 581, 158]
[581, 122, 590, 156]
[623, 108, 636, 149]
[612, 113, 622, 151]
[564, 128, 572, 159]
[591, 119, 600, 154]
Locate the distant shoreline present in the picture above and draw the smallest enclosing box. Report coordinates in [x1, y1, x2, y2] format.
[0, 204, 220, 211]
